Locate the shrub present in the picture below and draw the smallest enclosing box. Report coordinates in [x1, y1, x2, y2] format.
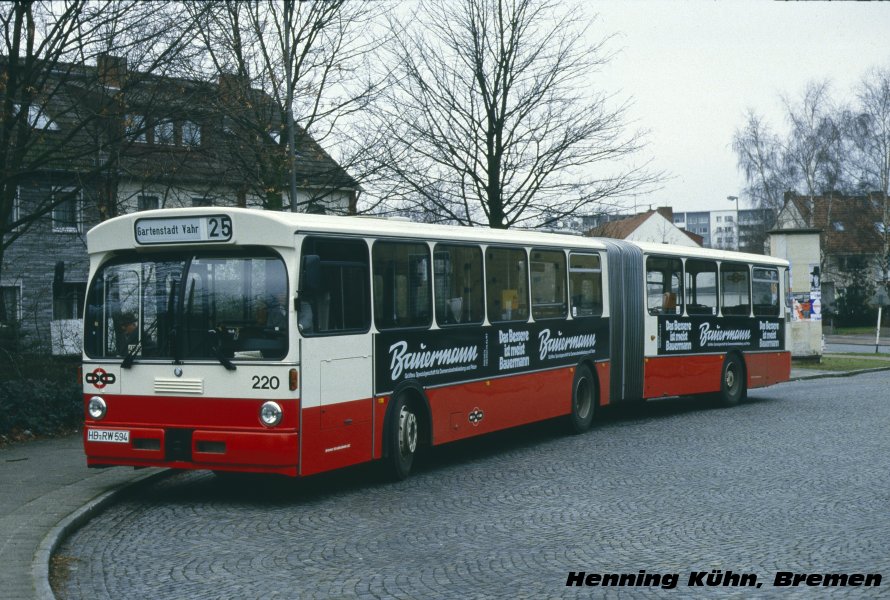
[0, 353, 82, 438]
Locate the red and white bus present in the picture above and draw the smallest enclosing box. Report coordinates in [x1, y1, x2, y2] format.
[81, 208, 790, 479]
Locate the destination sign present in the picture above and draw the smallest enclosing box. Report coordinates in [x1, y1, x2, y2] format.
[134, 215, 233, 245]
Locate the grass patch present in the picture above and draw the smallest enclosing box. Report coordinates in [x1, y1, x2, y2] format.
[831, 326, 883, 335]
[794, 356, 890, 371]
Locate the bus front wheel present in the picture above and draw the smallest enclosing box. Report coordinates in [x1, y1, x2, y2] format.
[568, 364, 596, 433]
[716, 354, 746, 407]
[385, 395, 418, 480]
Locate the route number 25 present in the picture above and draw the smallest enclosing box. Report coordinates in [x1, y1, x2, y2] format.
[207, 216, 232, 240]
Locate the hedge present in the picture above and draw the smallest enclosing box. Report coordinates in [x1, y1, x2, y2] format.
[0, 353, 83, 437]
[0, 379, 83, 437]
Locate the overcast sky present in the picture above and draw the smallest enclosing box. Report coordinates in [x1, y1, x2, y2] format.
[591, 0, 890, 214]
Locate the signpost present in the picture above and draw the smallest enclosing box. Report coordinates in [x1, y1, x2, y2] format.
[871, 287, 889, 354]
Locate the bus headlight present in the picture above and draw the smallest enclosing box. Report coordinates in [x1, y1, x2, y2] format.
[259, 401, 283, 427]
[88, 396, 107, 420]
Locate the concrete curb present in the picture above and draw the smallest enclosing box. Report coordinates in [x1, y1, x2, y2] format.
[790, 365, 890, 382]
[32, 468, 173, 600]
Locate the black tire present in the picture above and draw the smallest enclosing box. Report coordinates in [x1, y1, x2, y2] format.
[568, 364, 596, 433]
[716, 353, 746, 407]
[385, 394, 419, 480]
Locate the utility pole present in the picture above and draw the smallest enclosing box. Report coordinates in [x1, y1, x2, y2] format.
[284, 0, 299, 212]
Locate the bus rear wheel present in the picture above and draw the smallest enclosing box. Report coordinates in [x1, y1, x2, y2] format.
[716, 354, 746, 407]
[385, 395, 418, 480]
[568, 364, 596, 433]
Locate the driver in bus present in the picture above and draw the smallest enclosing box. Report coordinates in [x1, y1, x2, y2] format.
[116, 313, 139, 355]
[115, 312, 153, 356]
[264, 289, 288, 331]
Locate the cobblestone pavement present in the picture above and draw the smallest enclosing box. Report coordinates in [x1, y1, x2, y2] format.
[55, 372, 890, 599]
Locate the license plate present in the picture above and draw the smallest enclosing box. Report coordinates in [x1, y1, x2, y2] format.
[87, 429, 130, 443]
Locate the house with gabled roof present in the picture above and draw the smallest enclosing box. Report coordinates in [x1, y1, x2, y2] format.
[775, 191, 887, 314]
[585, 207, 703, 247]
[0, 53, 359, 354]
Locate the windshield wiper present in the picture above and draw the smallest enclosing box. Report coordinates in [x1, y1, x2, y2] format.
[207, 329, 236, 371]
[121, 318, 160, 369]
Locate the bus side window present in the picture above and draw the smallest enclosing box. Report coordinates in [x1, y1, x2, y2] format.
[530, 249, 567, 320]
[646, 256, 683, 316]
[299, 237, 370, 335]
[685, 259, 718, 315]
[753, 267, 780, 317]
[434, 244, 484, 326]
[486, 247, 529, 322]
[721, 263, 751, 316]
[569, 253, 602, 318]
[373, 241, 431, 330]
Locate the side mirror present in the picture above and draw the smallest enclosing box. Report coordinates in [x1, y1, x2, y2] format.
[300, 254, 321, 294]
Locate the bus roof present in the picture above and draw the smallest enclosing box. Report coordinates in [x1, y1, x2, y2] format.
[87, 207, 788, 267]
[631, 240, 788, 267]
[86, 207, 609, 253]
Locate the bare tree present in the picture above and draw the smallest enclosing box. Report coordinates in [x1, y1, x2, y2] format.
[846, 67, 890, 287]
[732, 110, 789, 214]
[368, 0, 657, 229]
[782, 81, 844, 197]
[186, 0, 385, 213]
[0, 1, 200, 338]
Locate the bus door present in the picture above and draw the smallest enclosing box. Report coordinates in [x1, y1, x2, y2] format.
[296, 237, 374, 475]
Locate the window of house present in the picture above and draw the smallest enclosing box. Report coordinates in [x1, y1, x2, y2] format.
[182, 121, 201, 146]
[726, 215, 734, 222]
[52, 188, 81, 233]
[721, 263, 750, 316]
[53, 281, 86, 320]
[0, 285, 20, 325]
[154, 120, 174, 145]
[685, 260, 718, 315]
[716, 216, 722, 222]
[14, 103, 59, 130]
[486, 247, 528, 322]
[298, 237, 370, 335]
[753, 267, 780, 317]
[9, 187, 22, 223]
[530, 249, 566, 320]
[373, 241, 431, 330]
[569, 253, 602, 318]
[433, 244, 484, 326]
[646, 256, 683, 315]
[125, 114, 146, 142]
[137, 196, 159, 211]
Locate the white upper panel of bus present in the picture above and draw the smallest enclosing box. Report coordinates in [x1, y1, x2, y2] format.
[87, 207, 787, 267]
[86, 207, 610, 254]
[628, 240, 788, 267]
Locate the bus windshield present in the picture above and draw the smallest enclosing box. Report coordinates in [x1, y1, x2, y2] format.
[84, 251, 288, 362]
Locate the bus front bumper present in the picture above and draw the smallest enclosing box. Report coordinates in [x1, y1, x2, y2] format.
[84, 426, 299, 477]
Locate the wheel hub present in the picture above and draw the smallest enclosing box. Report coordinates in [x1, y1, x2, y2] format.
[725, 367, 736, 389]
[399, 406, 418, 455]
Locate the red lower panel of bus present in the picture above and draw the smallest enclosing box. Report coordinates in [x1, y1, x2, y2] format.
[84, 361, 613, 477]
[300, 398, 374, 476]
[642, 351, 791, 399]
[369, 363, 610, 459]
[83, 395, 300, 476]
[744, 351, 791, 388]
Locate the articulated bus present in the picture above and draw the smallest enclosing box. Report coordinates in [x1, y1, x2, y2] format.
[81, 208, 791, 479]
